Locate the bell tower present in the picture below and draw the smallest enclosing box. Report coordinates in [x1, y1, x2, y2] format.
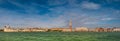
[69, 19, 72, 32]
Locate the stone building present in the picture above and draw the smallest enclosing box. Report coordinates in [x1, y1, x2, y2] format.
[104, 28, 113, 32]
[4, 25, 48, 32]
[95, 28, 104, 32]
[88, 28, 96, 32]
[49, 28, 63, 32]
[4, 25, 18, 32]
[31, 28, 48, 32]
[69, 19, 72, 32]
[75, 27, 89, 32]
[62, 28, 72, 32]
[113, 27, 120, 32]
[19, 28, 48, 32]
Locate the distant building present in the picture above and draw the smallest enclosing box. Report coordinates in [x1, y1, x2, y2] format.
[61, 19, 73, 32]
[4, 25, 48, 32]
[69, 19, 72, 32]
[19, 28, 48, 32]
[113, 27, 120, 32]
[49, 27, 74, 32]
[20, 28, 31, 32]
[62, 28, 72, 32]
[75, 27, 88, 32]
[49, 28, 63, 32]
[88, 28, 96, 32]
[0, 29, 3, 32]
[104, 28, 113, 32]
[95, 28, 104, 32]
[4, 25, 18, 32]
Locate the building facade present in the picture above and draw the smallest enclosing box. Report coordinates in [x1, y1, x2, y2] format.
[75, 27, 88, 32]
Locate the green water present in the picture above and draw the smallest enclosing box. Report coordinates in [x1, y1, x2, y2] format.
[0, 32, 120, 41]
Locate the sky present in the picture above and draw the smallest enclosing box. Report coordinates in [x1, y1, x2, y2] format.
[0, 0, 120, 28]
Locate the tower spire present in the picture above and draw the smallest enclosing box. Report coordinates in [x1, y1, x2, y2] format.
[69, 19, 72, 32]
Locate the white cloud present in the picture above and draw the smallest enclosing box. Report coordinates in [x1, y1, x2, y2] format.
[81, 1, 100, 9]
[47, 6, 108, 27]
[7, 0, 27, 9]
[84, 22, 98, 24]
[0, 8, 68, 28]
[0, 0, 119, 28]
[116, 10, 120, 14]
[101, 18, 113, 21]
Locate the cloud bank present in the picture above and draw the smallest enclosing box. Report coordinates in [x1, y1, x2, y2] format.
[0, 0, 120, 28]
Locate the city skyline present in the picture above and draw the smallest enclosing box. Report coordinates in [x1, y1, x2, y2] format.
[0, 0, 120, 28]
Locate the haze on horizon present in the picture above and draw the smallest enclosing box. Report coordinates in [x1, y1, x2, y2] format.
[0, 0, 120, 28]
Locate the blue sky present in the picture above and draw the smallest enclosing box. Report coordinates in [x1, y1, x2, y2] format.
[0, 0, 120, 28]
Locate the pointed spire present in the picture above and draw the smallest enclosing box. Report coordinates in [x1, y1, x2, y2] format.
[69, 19, 72, 26]
[69, 19, 72, 32]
